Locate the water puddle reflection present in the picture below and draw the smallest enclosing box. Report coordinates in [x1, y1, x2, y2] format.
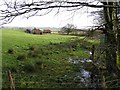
[68, 57, 93, 87]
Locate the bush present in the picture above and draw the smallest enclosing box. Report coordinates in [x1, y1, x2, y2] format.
[86, 30, 94, 37]
[25, 29, 31, 33]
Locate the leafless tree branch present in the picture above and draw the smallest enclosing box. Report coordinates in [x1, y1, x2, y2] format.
[0, 0, 120, 25]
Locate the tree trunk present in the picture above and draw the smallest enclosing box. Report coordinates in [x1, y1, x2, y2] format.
[117, 5, 120, 71]
[67, 29, 70, 35]
[103, 2, 118, 74]
[117, 25, 120, 70]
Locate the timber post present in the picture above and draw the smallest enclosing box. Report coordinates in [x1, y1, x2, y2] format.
[7, 70, 15, 90]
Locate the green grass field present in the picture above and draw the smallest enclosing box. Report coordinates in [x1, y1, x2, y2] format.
[1, 28, 120, 88]
[1, 28, 97, 88]
[2, 28, 76, 66]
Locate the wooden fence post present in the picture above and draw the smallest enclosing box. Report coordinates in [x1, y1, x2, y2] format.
[7, 70, 15, 90]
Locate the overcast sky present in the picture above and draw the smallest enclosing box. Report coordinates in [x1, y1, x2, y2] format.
[3, 12, 94, 28]
[1, 0, 102, 29]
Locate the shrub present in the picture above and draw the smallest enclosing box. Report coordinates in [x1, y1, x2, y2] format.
[25, 29, 31, 33]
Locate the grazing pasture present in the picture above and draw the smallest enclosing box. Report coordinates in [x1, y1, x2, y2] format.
[2, 28, 90, 88]
[2, 28, 77, 68]
[2, 28, 119, 88]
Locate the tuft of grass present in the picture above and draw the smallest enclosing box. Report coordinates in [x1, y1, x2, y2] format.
[35, 61, 44, 70]
[28, 51, 39, 57]
[23, 64, 36, 73]
[8, 48, 15, 54]
[29, 45, 38, 51]
[17, 54, 27, 60]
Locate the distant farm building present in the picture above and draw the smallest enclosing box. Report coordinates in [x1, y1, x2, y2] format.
[43, 30, 51, 33]
[32, 29, 43, 34]
[25, 28, 52, 35]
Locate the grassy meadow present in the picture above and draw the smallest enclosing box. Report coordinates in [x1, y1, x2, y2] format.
[2, 28, 76, 68]
[1, 28, 100, 88]
[2, 29, 93, 88]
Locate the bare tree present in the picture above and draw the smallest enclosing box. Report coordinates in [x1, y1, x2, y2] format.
[90, 9, 105, 26]
[0, 0, 120, 25]
[61, 23, 76, 35]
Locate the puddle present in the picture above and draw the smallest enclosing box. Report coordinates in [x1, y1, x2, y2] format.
[68, 57, 92, 64]
[89, 51, 92, 55]
[80, 58, 92, 63]
[68, 57, 92, 87]
[68, 57, 96, 87]
[68, 57, 79, 64]
[67, 50, 104, 88]
[81, 69, 90, 78]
